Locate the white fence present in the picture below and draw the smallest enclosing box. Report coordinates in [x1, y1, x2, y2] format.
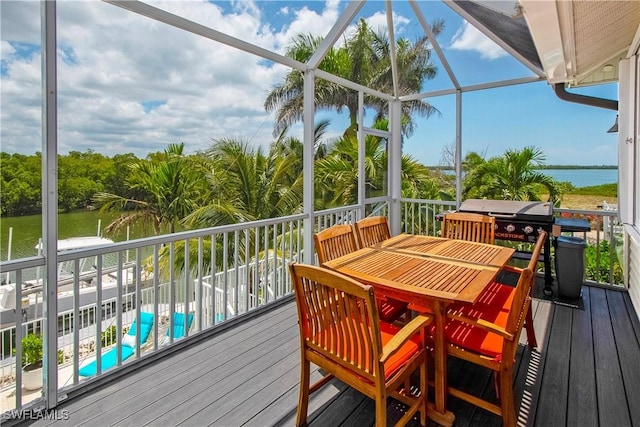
[0, 200, 624, 414]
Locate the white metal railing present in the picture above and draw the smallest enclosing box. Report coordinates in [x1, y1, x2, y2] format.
[0, 200, 624, 415]
[400, 198, 457, 235]
[313, 204, 361, 230]
[0, 214, 305, 413]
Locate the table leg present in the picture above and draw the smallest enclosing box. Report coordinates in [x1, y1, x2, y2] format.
[428, 301, 455, 427]
[543, 235, 553, 296]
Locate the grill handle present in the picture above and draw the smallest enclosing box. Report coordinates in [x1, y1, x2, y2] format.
[487, 213, 517, 219]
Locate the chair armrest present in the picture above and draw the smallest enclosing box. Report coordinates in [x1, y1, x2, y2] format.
[447, 312, 515, 341]
[501, 265, 523, 274]
[380, 314, 433, 363]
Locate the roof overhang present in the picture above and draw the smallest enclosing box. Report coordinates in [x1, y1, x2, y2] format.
[520, 0, 640, 87]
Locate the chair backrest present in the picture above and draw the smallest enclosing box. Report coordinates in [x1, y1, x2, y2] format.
[122, 312, 154, 348]
[168, 312, 194, 339]
[289, 263, 383, 383]
[313, 224, 359, 264]
[504, 231, 547, 348]
[442, 212, 495, 244]
[354, 216, 391, 248]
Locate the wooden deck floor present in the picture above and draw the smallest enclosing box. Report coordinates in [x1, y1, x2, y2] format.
[14, 279, 640, 427]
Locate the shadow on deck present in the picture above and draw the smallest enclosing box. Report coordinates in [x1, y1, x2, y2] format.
[9, 277, 640, 427]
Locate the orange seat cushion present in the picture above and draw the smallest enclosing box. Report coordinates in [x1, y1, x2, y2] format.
[446, 280, 515, 318]
[379, 321, 421, 378]
[428, 296, 510, 360]
[473, 280, 515, 311]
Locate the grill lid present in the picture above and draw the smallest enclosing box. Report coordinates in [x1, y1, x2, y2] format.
[459, 199, 553, 222]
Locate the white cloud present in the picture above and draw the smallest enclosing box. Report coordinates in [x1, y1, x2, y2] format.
[272, 1, 341, 51]
[449, 20, 507, 60]
[364, 10, 410, 36]
[0, 0, 343, 157]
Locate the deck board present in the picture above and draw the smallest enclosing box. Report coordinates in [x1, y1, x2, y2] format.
[566, 286, 597, 427]
[13, 281, 640, 427]
[534, 304, 572, 427]
[605, 290, 640, 426]
[590, 287, 632, 427]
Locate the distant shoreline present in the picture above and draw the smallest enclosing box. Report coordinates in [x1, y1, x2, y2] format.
[428, 165, 617, 170]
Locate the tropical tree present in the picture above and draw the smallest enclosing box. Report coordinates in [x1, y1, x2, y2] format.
[183, 138, 303, 229]
[0, 152, 42, 215]
[463, 146, 561, 202]
[315, 119, 434, 208]
[167, 138, 304, 276]
[93, 143, 207, 234]
[264, 18, 444, 138]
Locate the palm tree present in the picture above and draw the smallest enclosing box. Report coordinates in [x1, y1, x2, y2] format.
[183, 138, 303, 229]
[165, 138, 303, 276]
[93, 143, 206, 234]
[463, 146, 561, 202]
[315, 119, 434, 208]
[264, 19, 444, 138]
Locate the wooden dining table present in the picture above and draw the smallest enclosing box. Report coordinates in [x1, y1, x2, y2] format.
[323, 233, 515, 426]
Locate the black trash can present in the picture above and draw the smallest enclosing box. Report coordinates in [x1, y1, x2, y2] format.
[554, 236, 587, 299]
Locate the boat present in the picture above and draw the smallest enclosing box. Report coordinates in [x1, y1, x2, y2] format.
[0, 236, 142, 330]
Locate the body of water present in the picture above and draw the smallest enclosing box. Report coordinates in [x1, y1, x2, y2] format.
[1, 210, 151, 261]
[442, 168, 617, 187]
[1, 168, 617, 261]
[540, 168, 617, 187]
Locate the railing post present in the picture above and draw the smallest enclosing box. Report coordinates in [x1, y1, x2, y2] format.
[41, 0, 59, 408]
[302, 69, 315, 264]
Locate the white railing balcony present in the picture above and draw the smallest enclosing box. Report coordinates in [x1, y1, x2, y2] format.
[0, 200, 624, 416]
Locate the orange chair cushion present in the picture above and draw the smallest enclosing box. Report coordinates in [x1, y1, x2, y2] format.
[429, 296, 510, 360]
[379, 321, 421, 378]
[473, 280, 515, 311]
[446, 280, 515, 318]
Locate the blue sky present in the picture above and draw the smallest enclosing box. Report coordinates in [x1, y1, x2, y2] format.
[0, 0, 619, 166]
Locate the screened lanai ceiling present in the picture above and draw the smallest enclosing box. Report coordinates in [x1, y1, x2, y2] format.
[111, 0, 637, 101]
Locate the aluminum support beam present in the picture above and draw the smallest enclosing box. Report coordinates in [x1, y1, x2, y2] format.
[389, 100, 402, 235]
[302, 70, 315, 264]
[358, 91, 365, 219]
[455, 89, 462, 208]
[41, 0, 59, 408]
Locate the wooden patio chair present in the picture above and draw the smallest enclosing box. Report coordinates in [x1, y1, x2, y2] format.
[437, 230, 547, 427]
[409, 212, 496, 315]
[313, 224, 359, 265]
[354, 216, 411, 321]
[314, 224, 407, 323]
[289, 263, 432, 427]
[354, 216, 392, 248]
[442, 212, 495, 244]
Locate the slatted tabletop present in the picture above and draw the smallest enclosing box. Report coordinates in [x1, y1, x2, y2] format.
[376, 233, 514, 267]
[325, 248, 499, 304]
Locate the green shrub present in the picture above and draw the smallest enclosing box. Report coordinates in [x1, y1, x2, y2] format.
[101, 325, 118, 347]
[15, 333, 66, 368]
[20, 333, 43, 371]
[572, 183, 617, 197]
[586, 240, 623, 284]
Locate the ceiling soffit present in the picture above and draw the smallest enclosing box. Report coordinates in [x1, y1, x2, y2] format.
[523, 0, 640, 87]
[572, 1, 640, 86]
